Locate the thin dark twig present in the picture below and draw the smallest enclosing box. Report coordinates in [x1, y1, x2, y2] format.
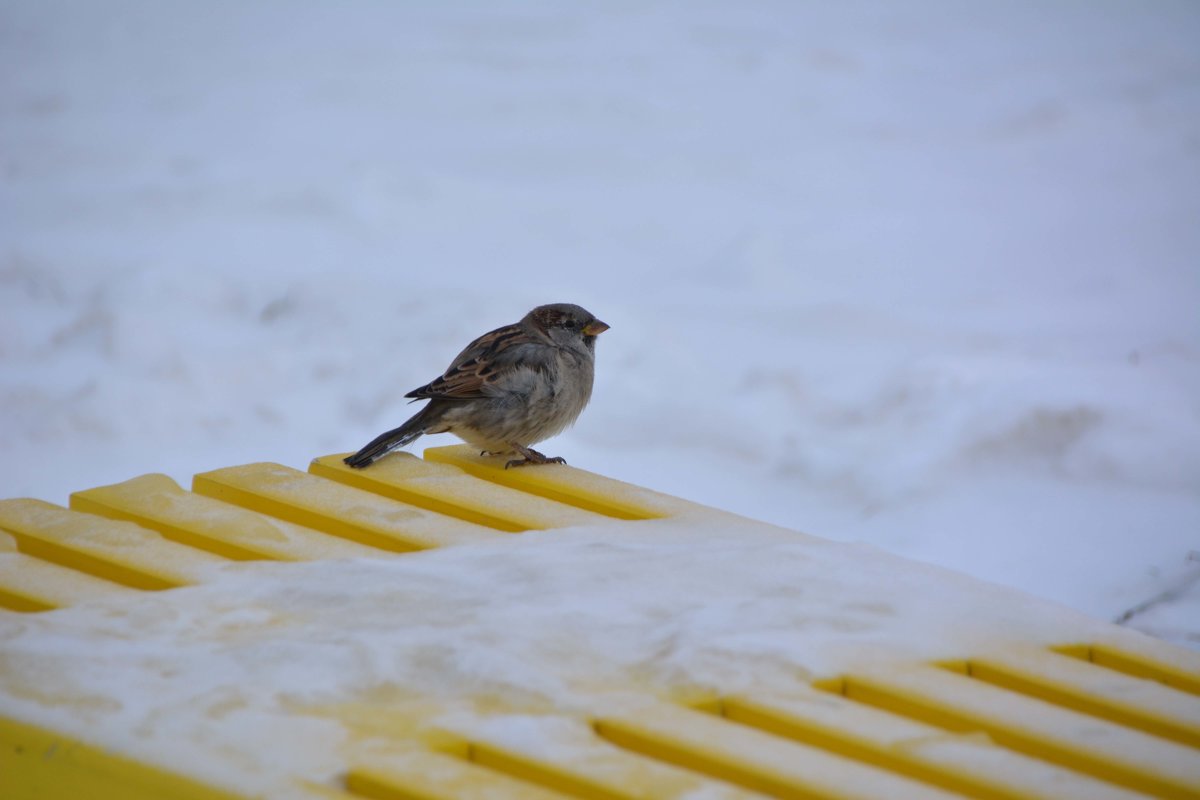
[1114, 550, 1200, 625]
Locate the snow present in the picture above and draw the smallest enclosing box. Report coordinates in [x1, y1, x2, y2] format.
[1, 3, 1199, 785]
[2, 4, 1200, 793]
[5, 0, 1195, 641]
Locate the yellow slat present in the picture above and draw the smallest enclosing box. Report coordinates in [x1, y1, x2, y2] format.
[71, 473, 381, 562]
[192, 463, 504, 552]
[289, 780, 364, 800]
[0, 531, 49, 609]
[0, 530, 135, 611]
[833, 664, 1200, 799]
[1056, 640, 1200, 696]
[0, 714, 251, 800]
[0, 499, 225, 590]
[423, 445, 683, 521]
[966, 646, 1200, 747]
[464, 721, 766, 800]
[347, 747, 573, 800]
[720, 688, 1152, 800]
[594, 701, 967, 800]
[311, 453, 609, 532]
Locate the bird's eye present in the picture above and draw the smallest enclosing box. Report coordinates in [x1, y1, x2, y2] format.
[565, 320, 577, 330]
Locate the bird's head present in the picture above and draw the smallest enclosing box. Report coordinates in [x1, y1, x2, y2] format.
[527, 303, 609, 349]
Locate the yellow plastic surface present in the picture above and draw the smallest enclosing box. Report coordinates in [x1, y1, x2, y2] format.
[0, 715, 250, 800]
[460, 722, 762, 800]
[828, 663, 1200, 798]
[2, 445, 1198, 800]
[1058, 639, 1200, 696]
[193, 462, 504, 552]
[964, 646, 1200, 747]
[0, 531, 134, 611]
[719, 687, 1149, 800]
[0, 498, 225, 590]
[594, 701, 965, 799]
[347, 747, 574, 800]
[310, 452, 610, 532]
[71, 473, 379, 562]
[423, 445, 687, 520]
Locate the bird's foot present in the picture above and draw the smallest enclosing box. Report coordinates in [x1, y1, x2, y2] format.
[504, 445, 567, 469]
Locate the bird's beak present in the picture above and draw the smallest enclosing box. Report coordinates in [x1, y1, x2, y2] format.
[583, 320, 610, 336]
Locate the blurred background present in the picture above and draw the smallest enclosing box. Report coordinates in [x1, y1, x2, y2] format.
[2, 1, 1198, 645]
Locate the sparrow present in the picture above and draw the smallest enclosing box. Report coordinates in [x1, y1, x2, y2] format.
[344, 303, 609, 469]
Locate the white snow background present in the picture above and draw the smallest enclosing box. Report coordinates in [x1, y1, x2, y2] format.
[3, 0, 1199, 649]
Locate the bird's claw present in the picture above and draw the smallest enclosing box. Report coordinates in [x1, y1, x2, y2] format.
[504, 446, 567, 469]
[505, 457, 567, 469]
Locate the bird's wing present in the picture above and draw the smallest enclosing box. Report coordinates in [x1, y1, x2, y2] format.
[404, 323, 545, 400]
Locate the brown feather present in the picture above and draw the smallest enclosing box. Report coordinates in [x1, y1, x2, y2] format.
[403, 324, 544, 400]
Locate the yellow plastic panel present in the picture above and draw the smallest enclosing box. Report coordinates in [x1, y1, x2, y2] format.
[832, 664, 1200, 799]
[311, 453, 609, 532]
[192, 463, 504, 552]
[0, 531, 134, 611]
[290, 780, 363, 800]
[423, 445, 686, 521]
[0, 714, 250, 800]
[294, 782, 362, 800]
[347, 747, 573, 800]
[1056, 640, 1200, 696]
[594, 701, 964, 800]
[0, 499, 225, 590]
[965, 646, 1200, 747]
[720, 688, 1150, 800]
[71, 473, 380, 562]
[464, 722, 764, 800]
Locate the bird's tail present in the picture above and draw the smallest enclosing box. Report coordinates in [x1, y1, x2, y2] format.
[344, 407, 433, 468]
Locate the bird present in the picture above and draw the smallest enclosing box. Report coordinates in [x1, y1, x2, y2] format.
[344, 303, 609, 469]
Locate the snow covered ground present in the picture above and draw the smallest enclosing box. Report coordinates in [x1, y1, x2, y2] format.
[2, 0, 1198, 647]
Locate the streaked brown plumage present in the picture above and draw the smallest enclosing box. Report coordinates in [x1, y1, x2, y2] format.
[345, 303, 608, 469]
